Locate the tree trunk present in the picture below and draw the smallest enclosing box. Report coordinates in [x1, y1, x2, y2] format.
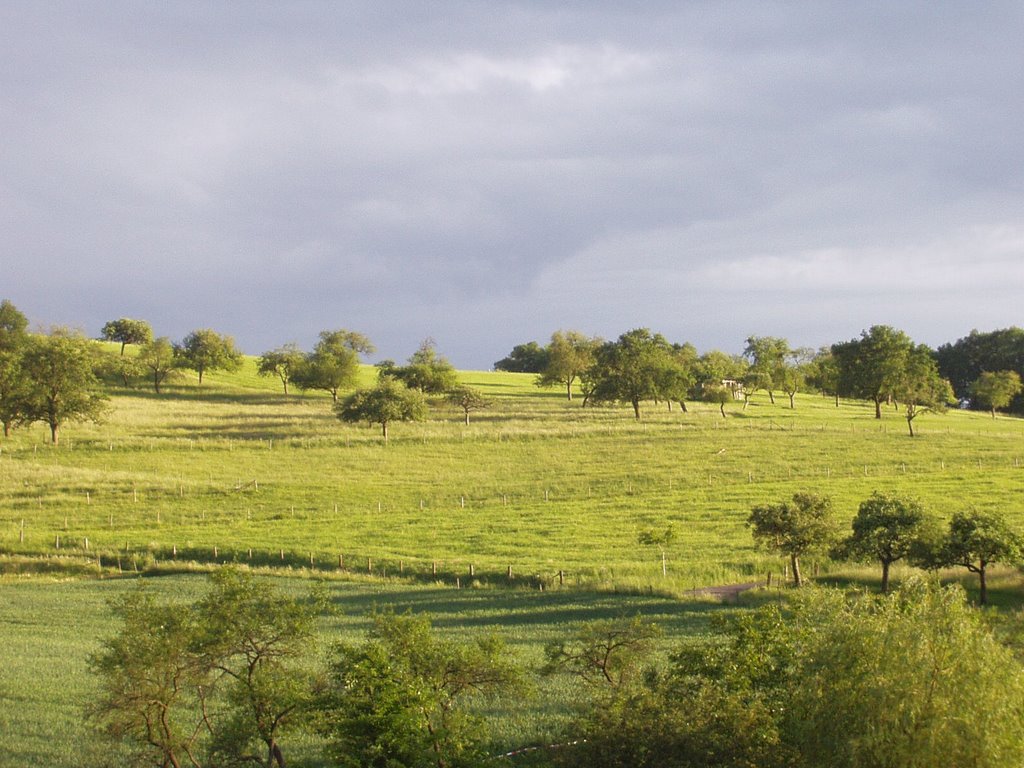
[719, 402, 726, 418]
[906, 415, 915, 437]
[283, 380, 289, 395]
[874, 397, 882, 419]
[768, 390, 775, 404]
[992, 408, 997, 418]
[788, 392, 795, 409]
[198, 369, 204, 385]
[566, 380, 572, 401]
[881, 559, 891, 593]
[381, 422, 389, 442]
[791, 554, 802, 587]
[679, 400, 688, 413]
[2, 420, 10, 437]
[464, 410, 470, 426]
[661, 548, 667, 577]
[631, 398, 641, 420]
[50, 421, 59, 445]
[979, 563, 988, 605]
[154, 372, 162, 393]
[268, 739, 286, 768]
[120, 341, 127, 356]
[835, 393, 840, 407]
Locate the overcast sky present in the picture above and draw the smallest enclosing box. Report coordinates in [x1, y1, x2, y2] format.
[2, 3, 1023, 368]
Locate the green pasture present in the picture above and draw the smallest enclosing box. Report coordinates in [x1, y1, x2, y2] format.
[2, 355, 1024, 591]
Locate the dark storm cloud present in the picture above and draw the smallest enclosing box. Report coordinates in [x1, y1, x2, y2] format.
[2, 2, 1023, 366]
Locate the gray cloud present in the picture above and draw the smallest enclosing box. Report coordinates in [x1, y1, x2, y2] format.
[2, 2, 1023, 367]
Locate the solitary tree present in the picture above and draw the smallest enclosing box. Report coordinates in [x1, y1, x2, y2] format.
[20, 329, 108, 444]
[939, 509, 1022, 605]
[176, 329, 243, 385]
[844, 492, 927, 592]
[292, 330, 374, 402]
[536, 330, 599, 401]
[101, 318, 153, 356]
[257, 343, 304, 395]
[335, 378, 426, 442]
[971, 370, 1023, 418]
[702, 383, 733, 417]
[138, 337, 181, 393]
[445, 384, 491, 425]
[748, 493, 837, 586]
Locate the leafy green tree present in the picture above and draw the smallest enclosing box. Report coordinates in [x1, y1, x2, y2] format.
[748, 493, 837, 586]
[0, 299, 29, 347]
[587, 329, 678, 420]
[335, 378, 426, 441]
[445, 384, 491, 425]
[702, 383, 733, 417]
[892, 344, 952, 437]
[494, 341, 548, 373]
[175, 329, 243, 385]
[194, 568, 325, 768]
[256, 343, 304, 395]
[318, 612, 521, 768]
[743, 336, 790, 405]
[832, 325, 915, 419]
[536, 330, 599, 401]
[20, 329, 108, 444]
[88, 588, 211, 768]
[101, 318, 153, 356]
[0, 300, 30, 437]
[939, 509, 1022, 605]
[392, 338, 458, 394]
[138, 337, 181, 393]
[971, 370, 1023, 418]
[88, 570, 325, 768]
[844, 492, 927, 592]
[292, 329, 374, 402]
[638, 526, 675, 577]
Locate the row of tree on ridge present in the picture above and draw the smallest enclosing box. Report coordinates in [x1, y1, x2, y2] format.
[1, 297, 1022, 443]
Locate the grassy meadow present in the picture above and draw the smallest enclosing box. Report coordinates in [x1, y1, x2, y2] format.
[2, 353, 1024, 590]
[4, 353, 1024, 767]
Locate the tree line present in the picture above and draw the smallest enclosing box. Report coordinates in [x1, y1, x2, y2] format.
[748, 490, 1021, 604]
[89, 567, 1024, 768]
[498, 324, 1024, 433]
[3, 296, 1024, 444]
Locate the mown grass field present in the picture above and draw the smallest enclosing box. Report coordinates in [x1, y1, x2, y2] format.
[2, 353, 1024, 590]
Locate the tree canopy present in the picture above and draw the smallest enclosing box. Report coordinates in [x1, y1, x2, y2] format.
[536, 330, 599, 400]
[971, 370, 1023, 417]
[748, 493, 837, 586]
[292, 329, 373, 402]
[843, 491, 927, 592]
[175, 329, 243, 385]
[101, 318, 153, 356]
[19, 329, 108, 444]
[335, 378, 426, 441]
[832, 325, 916, 419]
[494, 341, 549, 373]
